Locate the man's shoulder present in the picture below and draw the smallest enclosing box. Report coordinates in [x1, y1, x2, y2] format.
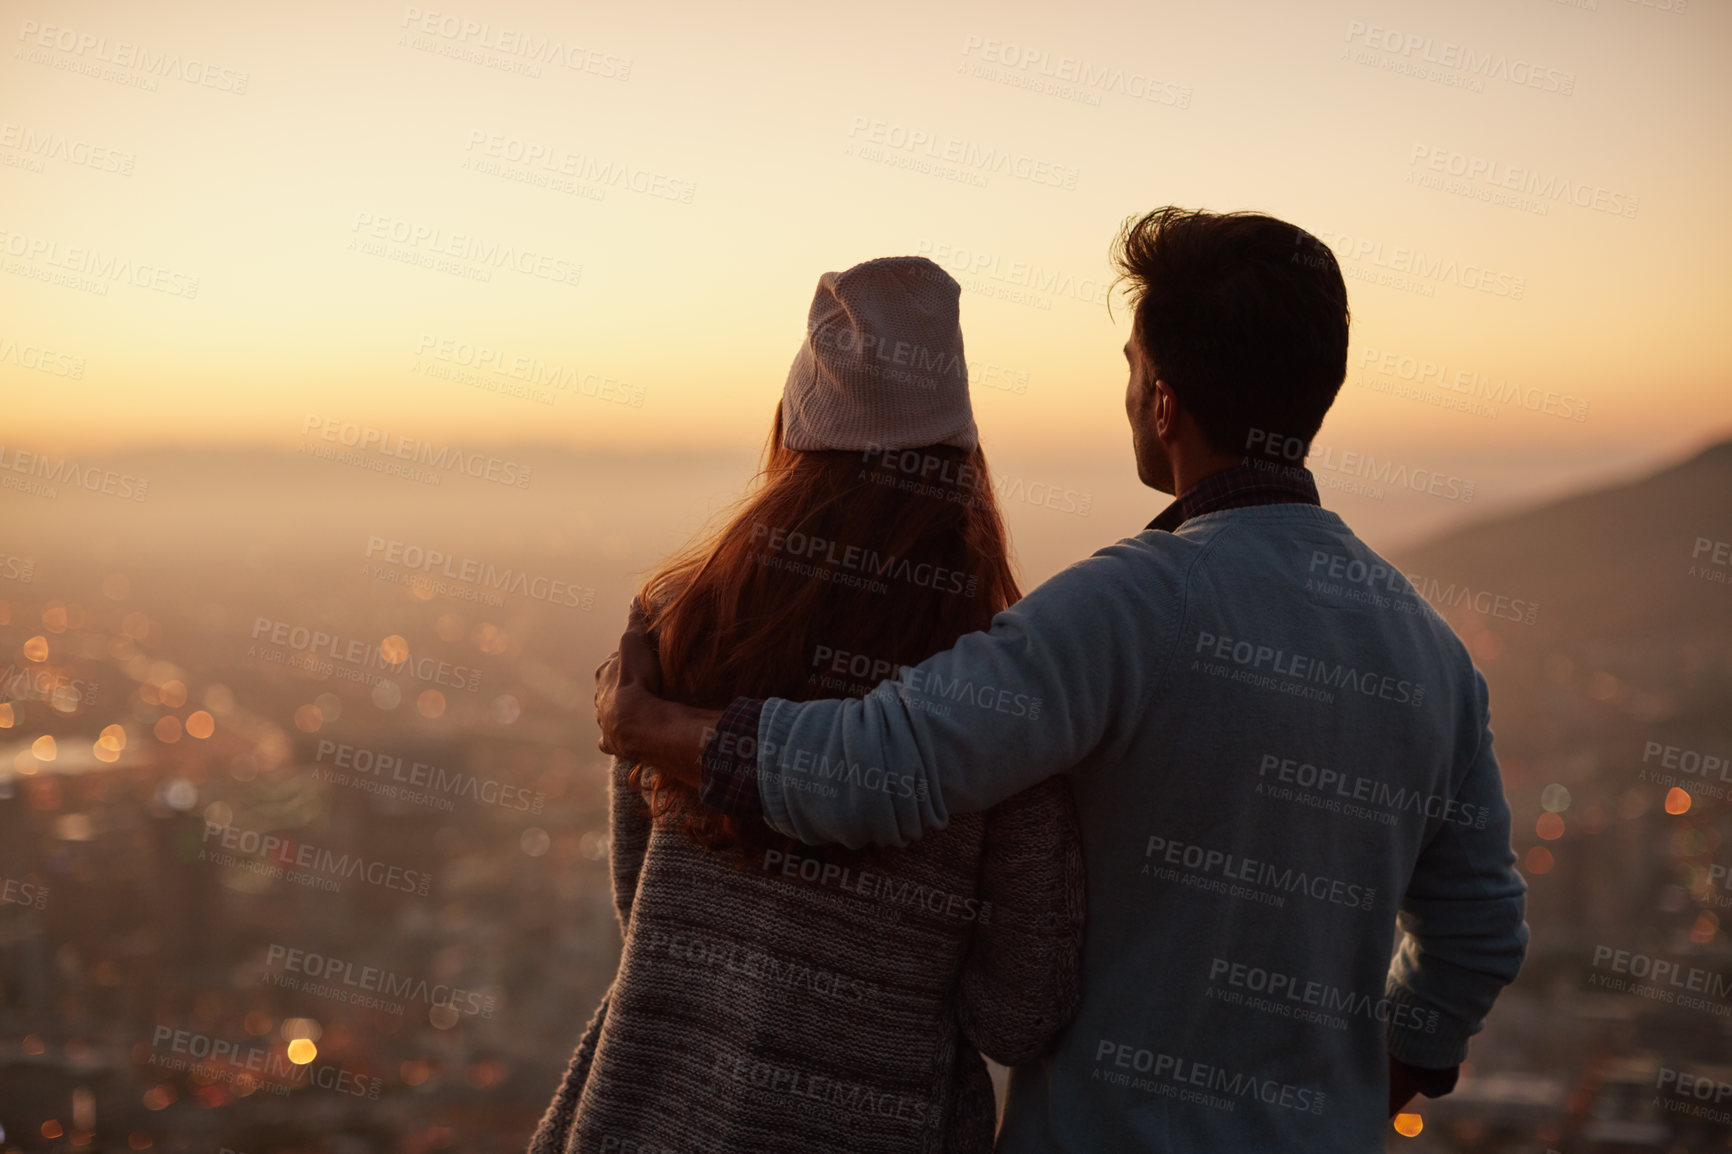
[1074, 530, 1207, 584]
[1025, 517, 1285, 605]
[1001, 533, 1201, 626]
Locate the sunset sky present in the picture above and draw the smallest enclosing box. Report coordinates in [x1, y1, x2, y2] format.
[4, 0, 1728, 500]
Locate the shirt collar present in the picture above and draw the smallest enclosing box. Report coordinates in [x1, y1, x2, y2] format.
[1146, 460, 1321, 533]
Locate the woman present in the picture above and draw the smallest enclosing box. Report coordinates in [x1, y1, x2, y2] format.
[531, 257, 1085, 1154]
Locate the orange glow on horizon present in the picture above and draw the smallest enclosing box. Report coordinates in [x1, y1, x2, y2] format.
[1, 0, 1726, 474]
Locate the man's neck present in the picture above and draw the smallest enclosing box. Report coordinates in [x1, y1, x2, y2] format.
[1171, 453, 1245, 500]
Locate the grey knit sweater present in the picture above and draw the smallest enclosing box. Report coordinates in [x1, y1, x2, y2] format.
[528, 758, 1085, 1153]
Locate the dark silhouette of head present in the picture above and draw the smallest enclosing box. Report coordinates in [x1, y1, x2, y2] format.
[1112, 207, 1350, 493]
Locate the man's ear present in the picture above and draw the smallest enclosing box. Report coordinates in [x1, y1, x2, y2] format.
[1152, 380, 1177, 439]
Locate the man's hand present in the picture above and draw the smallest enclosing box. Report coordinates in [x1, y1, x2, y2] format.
[1388, 1053, 1461, 1117]
[593, 600, 721, 788]
[1388, 1053, 1420, 1117]
[594, 600, 662, 758]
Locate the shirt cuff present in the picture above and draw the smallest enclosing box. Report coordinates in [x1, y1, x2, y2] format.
[697, 696, 766, 820]
[1383, 980, 1477, 1069]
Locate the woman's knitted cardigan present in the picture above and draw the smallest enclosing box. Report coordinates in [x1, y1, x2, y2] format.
[528, 757, 1085, 1154]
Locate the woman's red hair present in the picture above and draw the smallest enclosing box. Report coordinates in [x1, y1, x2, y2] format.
[630, 406, 1021, 856]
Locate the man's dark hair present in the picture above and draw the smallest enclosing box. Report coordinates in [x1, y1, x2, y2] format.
[1111, 207, 1349, 456]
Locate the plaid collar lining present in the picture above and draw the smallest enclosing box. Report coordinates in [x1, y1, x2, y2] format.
[1146, 461, 1321, 533]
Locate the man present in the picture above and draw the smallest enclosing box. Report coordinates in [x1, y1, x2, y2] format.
[595, 207, 1528, 1151]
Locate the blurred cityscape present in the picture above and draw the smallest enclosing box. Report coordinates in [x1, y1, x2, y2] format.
[1388, 440, 1732, 1154]
[1, 440, 1729, 1152]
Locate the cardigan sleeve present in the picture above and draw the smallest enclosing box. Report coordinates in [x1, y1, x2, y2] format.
[525, 986, 611, 1154]
[608, 757, 654, 934]
[954, 776, 1087, 1066]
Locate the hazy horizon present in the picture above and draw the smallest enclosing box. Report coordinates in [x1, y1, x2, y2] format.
[7, 0, 1730, 477]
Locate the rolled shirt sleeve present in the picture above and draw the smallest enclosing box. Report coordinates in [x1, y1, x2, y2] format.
[697, 697, 769, 820]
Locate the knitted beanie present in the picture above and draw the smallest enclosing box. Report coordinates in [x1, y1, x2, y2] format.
[780, 256, 978, 452]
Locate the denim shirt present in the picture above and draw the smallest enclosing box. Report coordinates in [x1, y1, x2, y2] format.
[747, 503, 1528, 1152]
